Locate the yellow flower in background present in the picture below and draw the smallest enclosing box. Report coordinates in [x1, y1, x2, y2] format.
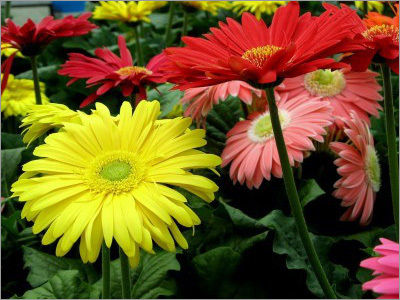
[355, 1, 384, 13]
[12, 100, 221, 266]
[93, 1, 167, 23]
[20, 103, 82, 145]
[1, 74, 49, 118]
[182, 1, 231, 15]
[1, 43, 24, 58]
[232, 1, 287, 19]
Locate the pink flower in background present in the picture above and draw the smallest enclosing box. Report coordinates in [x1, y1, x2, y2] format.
[221, 93, 332, 189]
[275, 68, 383, 128]
[330, 113, 381, 225]
[181, 80, 262, 125]
[360, 238, 399, 299]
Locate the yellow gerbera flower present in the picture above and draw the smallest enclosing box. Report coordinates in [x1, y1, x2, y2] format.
[20, 103, 82, 145]
[354, 1, 384, 13]
[232, 1, 287, 19]
[182, 1, 231, 15]
[1, 74, 49, 119]
[1, 43, 24, 58]
[93, 1, 167, 23]
[12, 100, 221, 266]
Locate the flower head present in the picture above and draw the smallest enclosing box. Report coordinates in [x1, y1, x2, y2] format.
[164, 2, 362, 90]
[11, 100, 221, 265]
[232, 1, 287, 19]
[58, 35, 167, 107]
[93, 1, 167, 23]
[355, 1, 384, 13]
[181, 80, 262, 125]
[276, 68, 383, 127]
[221, 94, 332, 188]
[360, 238, 399, 299]
[182, 1, 231, 15]
[330, 113, 381, 225]
[1, 74, 49, 118]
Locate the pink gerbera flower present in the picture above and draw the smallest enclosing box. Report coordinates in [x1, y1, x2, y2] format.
[360, 238, 399, 299]
[181, 80, 263, 125]
[58, 35, 167, 107]
[221, 93, 332, 189]
[275, 68, 383, 127]
[330, 113, 381, 225]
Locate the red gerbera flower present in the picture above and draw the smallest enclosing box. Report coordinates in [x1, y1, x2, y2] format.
[163, 2, 363, 90]
[58, 35, 167, 108]
[327, 3, 399, 74]
[1, 13, 97, 93]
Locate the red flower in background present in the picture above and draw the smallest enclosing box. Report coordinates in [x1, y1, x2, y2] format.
[163, 2, 363, 90]
[1, 13, 97, 93]
[58, 35, 167, 107]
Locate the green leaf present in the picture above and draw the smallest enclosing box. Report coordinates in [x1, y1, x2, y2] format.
[1, 147, 25, 196]
[22, 270, 100, 299]
[147, 83, 183, 118]
[219, 198, 260, 229]
[299, 179, 325, 207]
[1, 133, 24, 149]
[15, 65, 59, 81]
[23, 247, 99, 288]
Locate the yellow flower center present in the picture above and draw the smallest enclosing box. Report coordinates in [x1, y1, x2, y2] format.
[85, 151, 146, 194]
[304, 69, 346, 97]
[116, 66, 152, 76]
[365, 145, 381, 192]
[248, 110, 290, 143]
[362, 24, 399, 42]
[241, 45, 282, 68]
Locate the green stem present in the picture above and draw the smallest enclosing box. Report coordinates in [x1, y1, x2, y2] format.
[5, 1, 11, 19]
[102, 243, 111, 299]
[380, 64, 399, 239]
[29, 56, 42, 105]
[265, 87, 336, 299]
[180, 9, 188, 46]
[363, 1, 368, 14]
[164, 2, 176, 46]
[119, 247, 131, 299]
[133, 25, 144, 66]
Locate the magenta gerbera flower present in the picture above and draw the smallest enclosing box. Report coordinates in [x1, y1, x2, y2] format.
[330, 113, 381, 225]
[360, 238, 399, 299]
[221, 93, 332, 189]
[275, 68, 383, 128]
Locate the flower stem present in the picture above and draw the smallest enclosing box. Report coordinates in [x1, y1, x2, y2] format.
[29, 56, 42, 105]
[5, 1, 11, 19]
[363, 1, 368, 14]
[102, 243, 111, 299]
[133, 25, 144, 66]
[164, 2, 176, 46]
[180, 9, 188, 46]
[119, 247, 131, 298]
[265, 87, 336, 299]
[380, 63, 399, 239]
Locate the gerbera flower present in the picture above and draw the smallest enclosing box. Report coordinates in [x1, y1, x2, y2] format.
[181, 80, 262, 125]
[1, 43, 23, 58]
[11, 100, 221, 265]
[232, 1, 287, 19]
[275, 68, 383, 127]
[330, 113, 381, 225]
[360, 238, 399, 299]
[221, 94, 332, 189]
[182, 1, 231, 15]
[1, 13, 96, 92]
[1, 74, 49, 118]
[58, 35, 167, 107]
[93, 1, 167, 23]
[355, 1, 384, 13]
[163, 2, 362, 90]
[20, 103, 82, 145]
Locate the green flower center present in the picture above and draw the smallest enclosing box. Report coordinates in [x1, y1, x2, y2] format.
[100, 160, 132, 181]
[249, 110, 290, 143]
[304, 69, 346, 97]
[365, 145, 381, 192]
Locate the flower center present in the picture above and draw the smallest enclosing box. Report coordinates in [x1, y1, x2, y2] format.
[304, 69, 346, 97]
[242, 45, 282, 68]
[116, 66, 152, 76]
[365, 145, 381, 192]
[248, 110, 290, 143]
[362, 24, 399, 42]
[85, 151, 146, 194]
